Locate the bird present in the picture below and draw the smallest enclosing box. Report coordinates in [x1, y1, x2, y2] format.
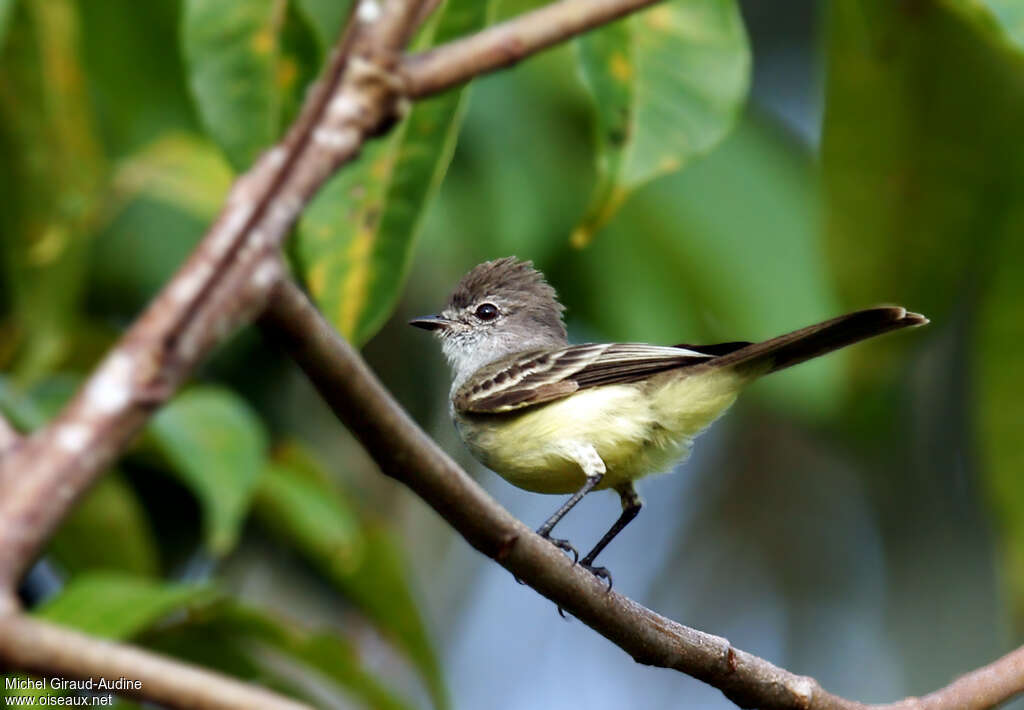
[410, 257, 927, 585]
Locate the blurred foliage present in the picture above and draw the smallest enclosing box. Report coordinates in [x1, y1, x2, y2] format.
[149, 386, 268, 556]
[573, 0, 749, 245]
[1, 0, 1024, 707]
[823, 0, 1024, 616]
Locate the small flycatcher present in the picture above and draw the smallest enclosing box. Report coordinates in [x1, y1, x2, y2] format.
[411, 257, 926, 584]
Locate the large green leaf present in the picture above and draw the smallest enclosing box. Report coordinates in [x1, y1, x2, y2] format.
[145, 597, 416, 710]
[107, 131, 233, 223]
[571, 0, 749, 245]
[293, 0, 352, 52]
[76, 0, 196, 159]
[48, 475, 160, 578]
[149, 387, 268, 555]
[563, 115, 843, 416]
[217, 604, 415, 710]
[823, 0, 1024, 609]
[293, 0, 496, 345]
[253, 445, 448, 710]
[254, 460, 365, 575]
[33, 573, 412, 709]
[0, 0, 107, 381]
[947, 0, 1024, 51]
[822, 0, 1024, 330]
[34, 573, 216, 639]
[0, 0, 15, 49]
[181, 0, 282, 170]
[822, 0, 1024, 392]
[978, 228, 1024, 619]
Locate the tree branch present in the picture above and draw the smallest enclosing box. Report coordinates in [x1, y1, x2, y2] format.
[401, 0, 664, 98]
[0, 613, 311, 710]
[0, 0, 428, 592]
[0, 0, 687, 706]
[258, 279, 1024, 710]
[0, 0, 676, 601]
[4, 0, 1009, 708]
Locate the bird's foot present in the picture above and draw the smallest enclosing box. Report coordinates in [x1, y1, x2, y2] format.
[581, 563, 613, 592]
[538, 533, 578, 564]
[553, 564, 612, 618]
[515, 534, 577, 586]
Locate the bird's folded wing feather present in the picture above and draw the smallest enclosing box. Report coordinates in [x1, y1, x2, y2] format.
[454, 343, 743, 414]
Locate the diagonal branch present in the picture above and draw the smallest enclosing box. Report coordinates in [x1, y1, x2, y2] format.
[0, 614, 311, 710]
[0, 0, 678, 602]
[258, 279, 1024, 710]
[0, 0, 429, 592]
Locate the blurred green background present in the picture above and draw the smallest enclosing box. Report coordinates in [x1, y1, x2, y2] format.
[2, 0, 1024, 708]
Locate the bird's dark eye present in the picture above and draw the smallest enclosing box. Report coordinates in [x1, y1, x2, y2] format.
[475, 303, 499, 321]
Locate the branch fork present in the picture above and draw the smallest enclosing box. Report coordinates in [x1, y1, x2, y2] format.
[0, 0, 1022, 709]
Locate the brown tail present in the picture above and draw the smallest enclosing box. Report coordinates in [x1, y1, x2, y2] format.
[701, 307, 928, 376]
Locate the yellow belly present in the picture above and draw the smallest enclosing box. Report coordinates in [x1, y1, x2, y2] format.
[454, 368, 747, 494]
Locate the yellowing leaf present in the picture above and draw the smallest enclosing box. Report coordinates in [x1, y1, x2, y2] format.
[182, 0, 283, 170]
[572, 0, 750, 246]
[293, 0, 496, 345]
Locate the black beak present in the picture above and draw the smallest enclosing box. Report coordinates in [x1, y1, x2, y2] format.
[409, 315, 453, 331]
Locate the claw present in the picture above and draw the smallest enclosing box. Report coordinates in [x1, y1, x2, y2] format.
[540, 534, 578, 564]
[582, 563, 613, 592]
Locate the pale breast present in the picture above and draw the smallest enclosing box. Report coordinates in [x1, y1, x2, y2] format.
[454, 369, 747, 494]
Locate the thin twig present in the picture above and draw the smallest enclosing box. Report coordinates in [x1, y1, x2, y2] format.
[401, 0, 665, 98]
[258, 279, 1024, 710]
[0, 614, 310, 710]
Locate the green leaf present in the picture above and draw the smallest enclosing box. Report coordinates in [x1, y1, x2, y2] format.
[571, 0, 750, 246]
[0, 0, 107, 381]
[149, 387, 268, 555]
[253, 446, 448, 709]
[36, 573, 414, 709]
[34, 573, 216, 639]
[978, 228, 1024, 620]
[181, 0, 283, 169]
[824, 0, 1024, 610]
[222, 604, 416, 710]
[822, 0, 1024, 380]
[254, 461, 365, 576]
[76, 0, 196, 159]
[48, 474, 160, 577]
[0, 376, 47, 431]
[945, 0, 1024, 52]
[565, 115, 843, 416]
[145, 598, 416, 710]
[0, 0, 16, 50]
[293, 0, 496, 345]
[107, 131, 233, 223]
[294, 0, 352, 52]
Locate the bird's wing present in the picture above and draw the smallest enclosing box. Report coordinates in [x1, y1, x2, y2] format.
[453, 343, 740, 414]
[453, 307, 928, 415]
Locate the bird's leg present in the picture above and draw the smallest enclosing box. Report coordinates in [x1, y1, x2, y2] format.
[535, 443, 606, 562]
[579, 483, 643, 590]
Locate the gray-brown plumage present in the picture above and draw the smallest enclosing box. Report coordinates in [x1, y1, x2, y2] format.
[410, 257, 928, 582]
